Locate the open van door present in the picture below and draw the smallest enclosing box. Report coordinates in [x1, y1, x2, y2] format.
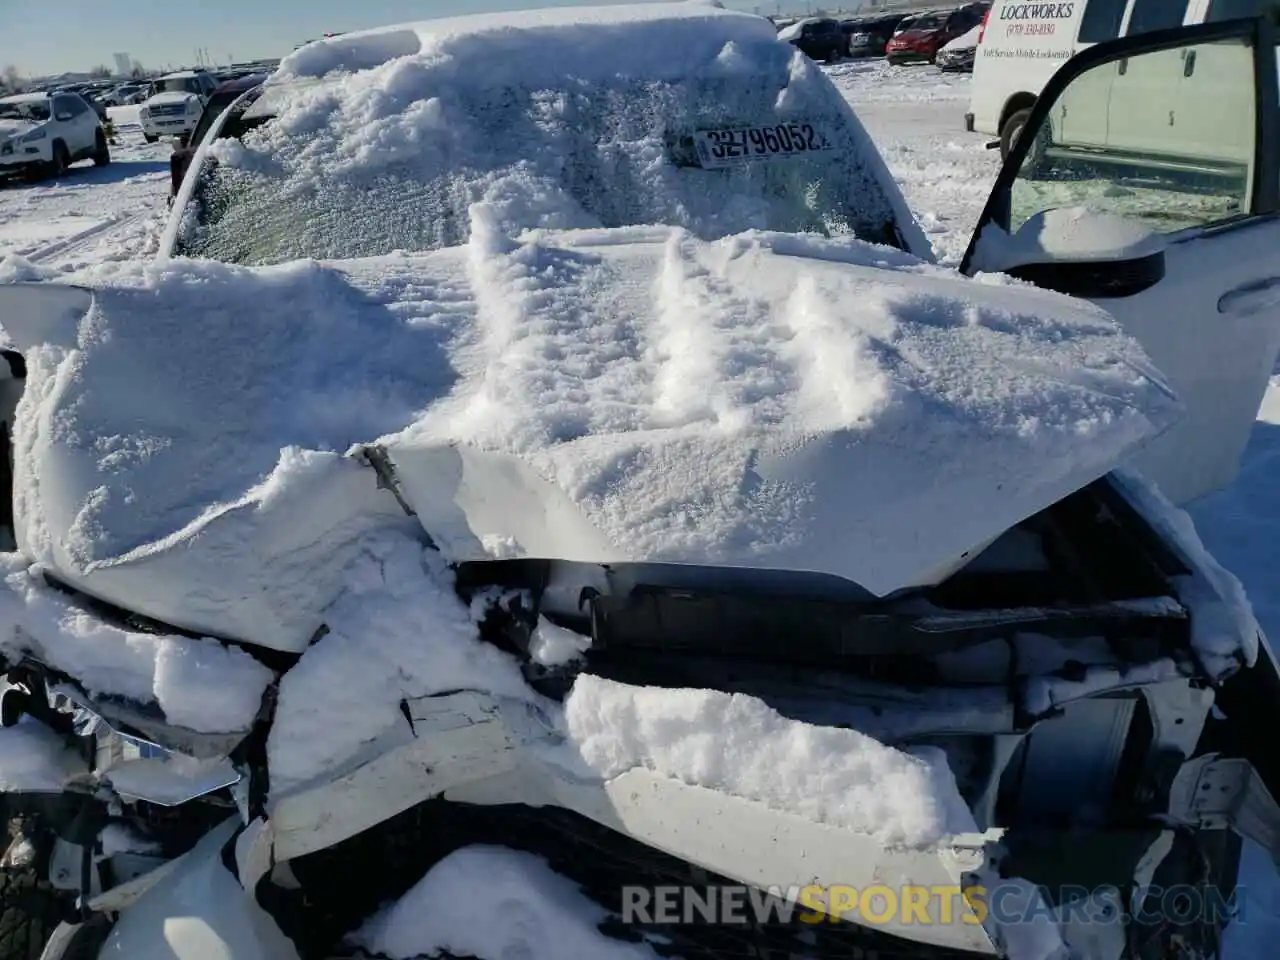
[960, 16, 1280, 507]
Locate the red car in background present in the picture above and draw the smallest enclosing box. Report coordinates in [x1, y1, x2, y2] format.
[885, 2, 988, 65]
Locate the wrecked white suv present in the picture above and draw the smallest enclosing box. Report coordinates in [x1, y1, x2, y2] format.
[0, 6, 1278, 960]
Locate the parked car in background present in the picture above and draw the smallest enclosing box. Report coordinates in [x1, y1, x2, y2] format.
[777, 17, 847, 62]
[886, 2, 988, 64]
[138, 70, 219, 143]
[0, 91, 109, 180]
[936, 23, 980, 71]
[844, 13, 908, 57]
[169, 73, 267, 199]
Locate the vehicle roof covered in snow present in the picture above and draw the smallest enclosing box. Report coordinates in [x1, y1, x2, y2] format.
[269, 1, 774, 86]
[0, 93, 52, 104]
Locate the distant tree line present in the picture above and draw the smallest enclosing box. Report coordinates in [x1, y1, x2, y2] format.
[0, 61, 152, 95]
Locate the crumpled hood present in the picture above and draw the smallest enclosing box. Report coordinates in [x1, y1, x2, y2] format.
[145, 91, 199, 108]
[0, 119, 39, 140]
[0, 224, 1181, 653]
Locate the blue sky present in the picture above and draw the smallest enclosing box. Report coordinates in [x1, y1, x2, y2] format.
[1, 0, 797, 77]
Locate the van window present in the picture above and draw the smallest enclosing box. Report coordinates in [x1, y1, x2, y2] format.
[1077, 0, 1127, 43]
[1126, 0, 1191, 34]
[1008, 37, 1257, 236]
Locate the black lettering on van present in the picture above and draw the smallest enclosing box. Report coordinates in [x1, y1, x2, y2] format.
[1000, 1, 1076, 19]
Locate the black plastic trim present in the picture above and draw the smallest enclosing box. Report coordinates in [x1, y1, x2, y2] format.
[1005, 248, 1165, 299]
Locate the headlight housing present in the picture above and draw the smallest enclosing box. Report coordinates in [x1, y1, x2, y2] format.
[20, 129, 46, 143]
[186, 99, 202, 115]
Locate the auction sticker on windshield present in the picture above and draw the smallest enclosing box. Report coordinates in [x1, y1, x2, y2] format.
[693, 123, 836, 168]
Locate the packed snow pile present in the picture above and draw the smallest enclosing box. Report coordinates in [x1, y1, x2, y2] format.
[0, 718, 87, 793]
[182, 1, 916, 265]
[558, 674, 978, 847]
[352, 845, 666, 960]
[0, 554, 272, 734]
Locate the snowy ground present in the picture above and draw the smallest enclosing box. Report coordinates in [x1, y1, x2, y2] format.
[0, 60, 1277, 958]
[0, 106, 168, 275]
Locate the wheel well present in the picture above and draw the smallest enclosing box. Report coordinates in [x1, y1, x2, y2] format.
[999, 92, 1037, 132]
[51, 138, 68, 157]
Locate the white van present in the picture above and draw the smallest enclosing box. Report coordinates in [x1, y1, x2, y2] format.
[967, 0, 1279, 157]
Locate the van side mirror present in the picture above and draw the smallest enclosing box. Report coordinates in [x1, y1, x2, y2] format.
[960, 16, 1278, 295]
[55, 112, 72, 122]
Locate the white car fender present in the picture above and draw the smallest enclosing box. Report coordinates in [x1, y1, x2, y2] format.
[97, 817, 300, 960]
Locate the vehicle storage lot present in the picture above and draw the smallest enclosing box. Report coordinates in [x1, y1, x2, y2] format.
[2, 58, 1280, 953]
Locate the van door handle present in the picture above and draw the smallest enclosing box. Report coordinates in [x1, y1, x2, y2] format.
[1118, 57, 1128, 75]
[1218, 277, 1280, 316]
[1183, 49, 1197, 77]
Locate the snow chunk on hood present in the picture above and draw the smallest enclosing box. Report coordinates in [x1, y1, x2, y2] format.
[0, 553, 273, 734]
[353, 845, 666, 960]
[559, 674, 978, 849]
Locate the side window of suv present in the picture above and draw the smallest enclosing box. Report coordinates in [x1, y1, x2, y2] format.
[1077, 0, 1127, 42]
[1206, 0, 1280, 22]
[52, 96, 81, 120]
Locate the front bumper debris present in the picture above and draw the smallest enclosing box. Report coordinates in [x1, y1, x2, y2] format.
[1, 662, 247, 806]
[249, 689, 1019, 956]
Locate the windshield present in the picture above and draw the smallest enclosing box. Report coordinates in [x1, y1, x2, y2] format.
[175, 61, 902, 266]
[0, 101, 50, 122]
[904, 13, 946, 30]
[152, 77, 201, 96]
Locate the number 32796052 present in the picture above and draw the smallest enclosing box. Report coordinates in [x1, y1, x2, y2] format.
[697, 123, 834, 166]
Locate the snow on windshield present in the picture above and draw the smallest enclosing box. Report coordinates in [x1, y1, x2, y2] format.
[0, 102, 50, 122]
[173, 15, 903, 264]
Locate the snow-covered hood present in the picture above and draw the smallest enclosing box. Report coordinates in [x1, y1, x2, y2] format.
[0, 119, 41, 140]
[145, 91, 199, 108]
[0, 225, 1181, 653]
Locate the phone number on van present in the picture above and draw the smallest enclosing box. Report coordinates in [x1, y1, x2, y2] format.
[1006, 21, 1057, 35]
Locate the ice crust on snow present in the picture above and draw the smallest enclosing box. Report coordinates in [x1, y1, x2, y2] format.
[353, 845, 665, 960]
[0, 555, 273, 734]
[559, 674, 978, 848]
